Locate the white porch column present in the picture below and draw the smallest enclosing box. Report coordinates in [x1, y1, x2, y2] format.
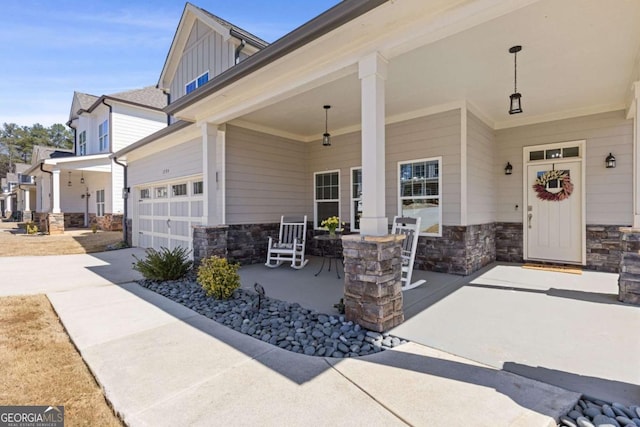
[52, 169, 61, 214]
[632, 82, 640, 227]
[23, 188, 30, 213]
[201, 123, 225, 225]
[358, 52, 388, 236]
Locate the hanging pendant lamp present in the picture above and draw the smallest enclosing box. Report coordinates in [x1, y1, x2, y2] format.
[508, 45, 523, 115]
[322, 105, 331, 146]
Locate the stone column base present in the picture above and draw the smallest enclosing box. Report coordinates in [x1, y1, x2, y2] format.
[618, 227, 640, 305]
[47, 213, 65, 235]
[342, 234, 405, 332]
[193, 225, 229, 266]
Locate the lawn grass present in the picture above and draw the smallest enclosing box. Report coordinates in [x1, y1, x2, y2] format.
[0, 295, 123, 426]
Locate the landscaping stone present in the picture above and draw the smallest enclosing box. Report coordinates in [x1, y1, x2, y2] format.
[559, 396, 640, 427]
[138, 275, 408, 358]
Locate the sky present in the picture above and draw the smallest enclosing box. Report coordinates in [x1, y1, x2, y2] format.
[0, 0, 341, 127]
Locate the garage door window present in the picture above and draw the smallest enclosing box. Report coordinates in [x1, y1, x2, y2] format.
[172, 183, 187, 197]
[140, 188, 150, 199]
[155, 186, 167, 198]
[193, 181, 203, 195]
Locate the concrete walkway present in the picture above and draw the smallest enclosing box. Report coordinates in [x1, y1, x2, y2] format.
[0, 250, 584, 425]
[43, 281, 578, 426]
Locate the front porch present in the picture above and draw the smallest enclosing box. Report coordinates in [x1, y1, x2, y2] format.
[238, 258, 639, 405]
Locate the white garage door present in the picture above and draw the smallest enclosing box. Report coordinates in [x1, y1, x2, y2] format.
[135, 178, 203, 253]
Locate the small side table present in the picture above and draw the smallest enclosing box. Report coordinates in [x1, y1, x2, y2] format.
[313, 234, 343, 278]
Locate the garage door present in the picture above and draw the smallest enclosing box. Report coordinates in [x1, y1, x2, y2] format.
[135, 178, 203, 253]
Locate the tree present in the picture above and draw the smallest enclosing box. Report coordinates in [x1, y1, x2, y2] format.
[0, 122, 73, 177]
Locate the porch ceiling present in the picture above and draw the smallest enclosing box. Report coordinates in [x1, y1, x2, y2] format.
[234, 0, 640, 139]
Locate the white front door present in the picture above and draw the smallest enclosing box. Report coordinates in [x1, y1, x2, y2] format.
[526, 159, 583, 264]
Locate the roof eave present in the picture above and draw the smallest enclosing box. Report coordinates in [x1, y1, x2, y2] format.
[165, 0, 388, 116]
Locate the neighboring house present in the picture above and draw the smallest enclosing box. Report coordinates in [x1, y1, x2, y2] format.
[0, 163, 29, 220]
[26, 87, 167, 234]
[114, 0, 640, 276]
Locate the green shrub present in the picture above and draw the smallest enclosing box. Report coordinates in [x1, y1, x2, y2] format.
[25, 222, 38, 235]
[197, 256, 240, 300]
[132, 247, 193, 281]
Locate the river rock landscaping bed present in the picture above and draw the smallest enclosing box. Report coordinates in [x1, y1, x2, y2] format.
[138, 276, 408, 358]
[558, 395, 640, 427]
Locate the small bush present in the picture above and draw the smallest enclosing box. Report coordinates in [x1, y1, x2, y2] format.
[91, 224, 98, 234]
[132, 247, 193, 281]
[197, 256, 240, 300]
[25, 222, 38, 234]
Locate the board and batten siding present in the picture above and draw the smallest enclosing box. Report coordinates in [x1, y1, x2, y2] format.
[466, 110, 496, 225]
[309, 109, 462, 227]
[170, 20, 235, 101]
[111, 104, 166, 153]
[225, 125, 309, 224]
[496, 110, 633, 225]
[128, 138, 203, 188]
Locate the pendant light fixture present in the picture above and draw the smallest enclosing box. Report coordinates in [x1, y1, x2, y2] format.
[67, 171, 72, 187]
[322, 105, 331, 146]
[80, 171, 85, 184]
[508, 45, 523, 115]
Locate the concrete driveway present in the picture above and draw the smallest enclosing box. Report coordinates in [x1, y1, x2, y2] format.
[392, 263, 640, 406]
[0, 248, 145, 296]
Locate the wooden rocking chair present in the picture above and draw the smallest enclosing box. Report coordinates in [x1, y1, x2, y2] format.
[265, 215, 309, 269]
[392, 216, 426, 291]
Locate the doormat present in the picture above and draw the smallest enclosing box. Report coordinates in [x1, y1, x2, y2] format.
[522, 263, 582, 275]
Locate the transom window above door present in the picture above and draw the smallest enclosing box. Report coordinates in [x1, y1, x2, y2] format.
[529, 146, 580, 161]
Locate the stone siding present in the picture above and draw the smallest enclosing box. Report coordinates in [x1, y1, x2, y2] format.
[227, 223, 281, 265]
[193, 225, 228, 266]
[586, 224, 625, 273]
[495, 222, 524, 263]
[64, 212, 85, 229]
[34, 212, 48, 233]
[342, 235, 404, 332]
[47, 213, 65, 235]
[415, 223, 495, 275]
[618, 228, 640, 305]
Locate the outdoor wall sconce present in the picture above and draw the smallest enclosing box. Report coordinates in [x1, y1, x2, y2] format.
[80, 171, 85, 184]
[322, 105, 332, 146]
[504, 162, 513, 175]
[508, 45, 523, 115]
[605, 153, 616, 169]
[67, 171, 72, 187]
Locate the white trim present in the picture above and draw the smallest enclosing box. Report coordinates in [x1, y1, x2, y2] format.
[397, 156, 442, 237]
[495, 103, 626, 130]
[522, 140, 586, 265]
[460, 105, 468, 226]
[350, 166, 362, 232]
[313, 169, 341, 230]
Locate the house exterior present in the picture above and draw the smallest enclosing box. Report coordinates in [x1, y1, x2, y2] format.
[26, 87, 167, 234]
[0, 163, 30, 220]
[114, 0, 640, 279]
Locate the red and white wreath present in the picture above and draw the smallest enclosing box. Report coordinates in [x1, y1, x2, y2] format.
[533, 169, 573, 201]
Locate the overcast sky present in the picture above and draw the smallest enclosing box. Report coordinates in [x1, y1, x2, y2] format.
[0, 0, 340, 127]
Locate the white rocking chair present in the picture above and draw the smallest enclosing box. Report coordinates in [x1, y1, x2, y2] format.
[265, 215, 309, 269]
[392, 216, 427, 291]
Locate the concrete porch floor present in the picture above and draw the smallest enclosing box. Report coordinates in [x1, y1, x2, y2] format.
[239, 259, 640, 405]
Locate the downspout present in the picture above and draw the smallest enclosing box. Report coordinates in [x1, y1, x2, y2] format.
[39, 163, 53, 233]
[113, 156, 128, 244]
[234, 39, 246, 65]
[164, 91, 171, 126]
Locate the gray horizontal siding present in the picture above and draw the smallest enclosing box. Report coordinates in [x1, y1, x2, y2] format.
[496, 110, 633, 225]
[466, 110, 496, 225]
[128, 138, 202, 187]
[226, 125, 309, 224]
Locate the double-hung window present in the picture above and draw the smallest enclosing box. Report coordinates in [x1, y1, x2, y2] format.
[350, 167, 362, 231]
[98, 120, 109, 151]
[314, 170, 340, 229]
[96, 189, 105, 217]
[398, 157, 442, 235]
[185, 71, 209, 95]
[78, 131, 86, 155]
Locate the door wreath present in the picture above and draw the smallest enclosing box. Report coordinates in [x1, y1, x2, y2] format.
[533, 169, 573, 201]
